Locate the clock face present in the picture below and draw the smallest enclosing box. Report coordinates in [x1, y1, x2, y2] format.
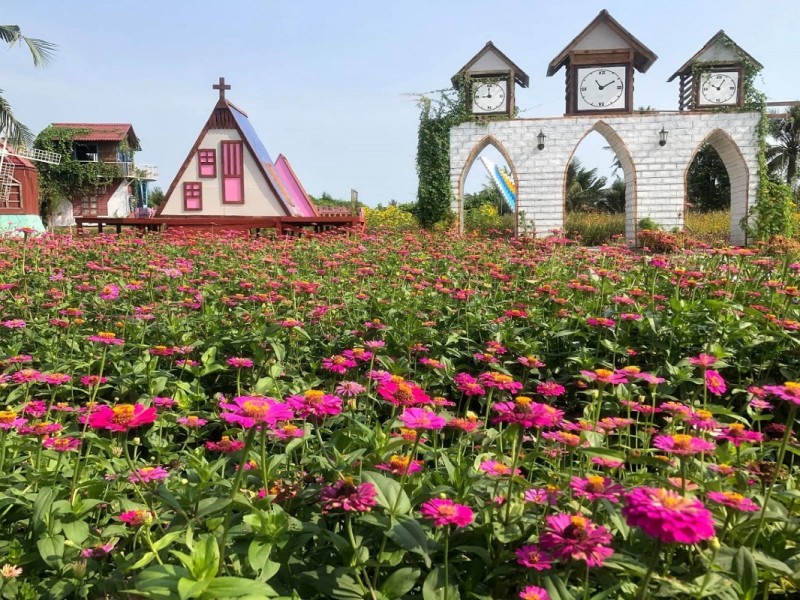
[472, 80, 507, 114]
[699, 71, 739, 106]
[576, 66, 627, 111]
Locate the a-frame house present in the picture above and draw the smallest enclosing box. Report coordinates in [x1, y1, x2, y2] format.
[157, 78, 317, 218]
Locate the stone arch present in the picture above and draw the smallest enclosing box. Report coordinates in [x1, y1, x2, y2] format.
[684, 129, 749, 245]
[562, 121, 637, 241]
[457, 135, 520, 234]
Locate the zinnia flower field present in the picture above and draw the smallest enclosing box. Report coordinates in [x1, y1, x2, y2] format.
[0, 229, 799, 599]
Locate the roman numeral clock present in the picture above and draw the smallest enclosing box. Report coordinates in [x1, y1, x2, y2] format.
[546, 10, 658, 116]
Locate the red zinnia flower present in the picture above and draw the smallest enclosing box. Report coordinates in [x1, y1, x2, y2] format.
[622, 487, 715, 544]
[420, 498, 474, 527]
[118, 510, 154, 527]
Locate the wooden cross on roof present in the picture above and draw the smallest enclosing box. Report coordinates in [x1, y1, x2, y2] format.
[213, 77, 231, 100]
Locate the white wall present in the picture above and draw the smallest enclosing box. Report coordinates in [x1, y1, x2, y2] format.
[106, 181, 131, 217]
[450, 111, 760, 245]
[159, 129, 287, 217]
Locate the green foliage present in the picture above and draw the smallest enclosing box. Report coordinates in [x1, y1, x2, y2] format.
[565, 158, 607, 212]
[766, 105, 800, 189]
[687, 144, 731, 211]
[34, 126, 123, 221]
[463, 184, 511, 215]
[464, 203, 514, 234]
[565, 211, 624, 245]
[416, 82, 469, 228]
[751, 179, 796, 240]
[365, 205, 418, 231]
[148, 186, 165, 208]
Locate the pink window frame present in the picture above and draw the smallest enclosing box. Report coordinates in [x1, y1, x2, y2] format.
[183, 182, 202, 211]
[198, 149, 216, 178]
[221, 140, 244, 204]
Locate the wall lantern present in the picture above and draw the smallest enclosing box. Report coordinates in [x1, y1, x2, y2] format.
[658, 126, 669, 147]
[537, 130, 546, 151]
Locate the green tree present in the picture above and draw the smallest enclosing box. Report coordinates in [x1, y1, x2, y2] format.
[565, 158, 607, 212]
[464, 178, 512, 215]
[597, 177, 626, 213]
[687, 144, 731, 212]
[148, 186, 165, 208]
[767, 106, 800, 190]
[1, 25, 56, 146]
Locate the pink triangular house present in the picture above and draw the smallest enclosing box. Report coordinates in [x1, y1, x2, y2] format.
[157, 79, 317, 218]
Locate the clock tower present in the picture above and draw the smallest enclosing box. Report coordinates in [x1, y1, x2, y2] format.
[668, 31, 762, 111]
[547, 10, 657, 116]
[452, 41, 529, 117]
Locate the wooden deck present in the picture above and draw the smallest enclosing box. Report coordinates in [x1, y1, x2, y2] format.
[74, 215, 365, 235]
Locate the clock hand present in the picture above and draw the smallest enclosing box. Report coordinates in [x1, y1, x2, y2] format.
[595, 80, 602, 89]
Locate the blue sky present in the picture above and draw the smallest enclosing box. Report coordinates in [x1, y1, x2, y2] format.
[4, 0, 799, 205]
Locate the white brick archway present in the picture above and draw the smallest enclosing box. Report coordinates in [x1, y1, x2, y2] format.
[450, 111, 760, 244]
[457, 135, 519, 233]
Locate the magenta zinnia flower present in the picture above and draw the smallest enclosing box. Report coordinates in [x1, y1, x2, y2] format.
[570, 475, 624, 503]
[80, 542, 115, 559]
[321, 354, 357, 374]
[226, 357, 254, 368]
[87, 331, 124, 345]
[399, 407, 446, 430]
[653, 434, 715, 455]
[763, 382, 800, 405]
[717, 423, 763, 446]
[319, 480, 378, 514]
[118, 509, 154, 527]
[515, 544, 554, 570]
[492, 397, 563, 429]
[420, 498, 474, 527]
[478, 371, 523, 393]
[85, 404, 157, 432]
[205, 436, 245, 453]
[689, 354, 718, 367]
[536, 381, 566, 397]
[129, 466, 170, 484]
[219, 396, 293, 429]
[376, 454, 423, 476]
[538, 513, 614, 567]
[622, 487, 715, 544]
[42, 436, 81, 452]
[706, 491, 759, 512]
[479, 460, 521, 477]
[705, 370, 726, 396]
[519, 586, 550, 600]
[287, 390, 343, 419]
[378, 379, 431, 407]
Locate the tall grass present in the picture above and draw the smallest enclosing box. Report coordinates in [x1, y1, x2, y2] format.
[685, 210, 730, 245]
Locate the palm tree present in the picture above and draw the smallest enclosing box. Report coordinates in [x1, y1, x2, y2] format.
[597, 177, 626, 213]
[565, 158, 607, 212]
[1, 25, 57, 146]
[767, 106, 800, 190]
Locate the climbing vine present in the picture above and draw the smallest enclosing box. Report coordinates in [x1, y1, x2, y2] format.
[33, 126, 123, 223]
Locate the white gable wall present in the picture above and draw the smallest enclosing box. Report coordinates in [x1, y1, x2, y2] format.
[160, 129, 287, 216]
[470, 49, 513, 72]
[573, 24, 629, 50]
[695, 43, 740, 64]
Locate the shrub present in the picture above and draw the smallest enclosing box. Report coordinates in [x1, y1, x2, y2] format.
[564, 211, 624, 245]
[365, 206, 418, 232]
[464, 204, 514, 234]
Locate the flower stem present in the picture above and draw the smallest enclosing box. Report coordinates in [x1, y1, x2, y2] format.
[443, 529, 451, 600]
[751, 403, 796, 549]
[504, 425, 523, 523]
[218, 427, 257, 573]
[636, 539, 662, 600]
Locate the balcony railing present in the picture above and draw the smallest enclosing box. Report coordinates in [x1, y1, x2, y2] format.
[100, 162, 159, 180]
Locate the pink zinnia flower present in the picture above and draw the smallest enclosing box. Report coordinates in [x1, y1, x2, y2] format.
[1, 319, 26, 329]
[270, 423, 306, 440]
[321, 354, 357, 374]
[580, 369, 627, 385]
[478, 371, 523, 393]
[653, 434, 715, 455]
[87, 331, 124, 345]
[219, 396, 293, 429]
[586, 317, 615, 328]
[591, 456, 624, 469]
[689, 354, 718, 367]
[99, 284, 120, 300]
[85, 404, 157, 432]
[80, 375, 108, 387]
[319, 480, 378, 514]
[129, 466, 170, 484]
[376, 454, 423, 476]
[536, 381, 565, 397]
[453, 372, 486, 397]
[541, 430, 583, 447]
[479, 460, 521, 477]
[287, 390, 343, 420]
[524, 486, 561, 506]
[420, 498, 474, 527]
[706, 491, 759, 512]
[377, 379, 431, 407]
[177, 416, 207, 428]
[335, 381, 366, 397]
[399, 407, 446, 430]
[519, 586, 550, 600]
[0, 411, 26, 430]
[763, 382, 800, 405]
[623, 487, 715, 544]
[20, 422, 62, 436]
[570, 475, 624, 503]
[80, 542, 115, 559]
[226, 357, 254, 368]
[518, 356, 545, 369]
[515, 545, 554, 570]
[42, 436, 81, 452]
[118, 510, 154, 527]
[705, 370, 726, 396]
[492, 397, 563, 429]
[538, 513, 614, 567]
[205, 436, 245, 453]
[717, 423, 763, 446]
[636, 373, 666, 385]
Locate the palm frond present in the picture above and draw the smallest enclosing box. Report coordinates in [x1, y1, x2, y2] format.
[0, 91, 34, 146]
[1, 25, 57, 66]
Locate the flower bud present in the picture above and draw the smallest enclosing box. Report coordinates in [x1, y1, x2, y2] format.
[132, 437, 141, 446]
[708, 536, 721, 551]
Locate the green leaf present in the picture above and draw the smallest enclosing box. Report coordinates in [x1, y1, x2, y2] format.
[381, 567, 420, 599]
[61, 517, 89, 545]
[205, 576, 278, 598]
[422, 567, 460, 600]
[36, 534, 65, 568]
[542, 573, 575, 600]
[731, 546, 758, 600]
[178, 577, 210, 599]
[386, 515, 431, 567]
[362, 471, 411, 516]
[134, 564, 191, 594]
[31, 486, 57, 536]
[248, 539, 279, 581]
